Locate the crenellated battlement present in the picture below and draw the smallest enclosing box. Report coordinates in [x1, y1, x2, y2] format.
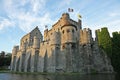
[48, 13, 79, 30]
[80, 28, 93, 45]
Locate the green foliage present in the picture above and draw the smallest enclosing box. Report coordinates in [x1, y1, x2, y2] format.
[97, 29, 120, 73]
[90, 69, 98, 74]
[0, 53, 11, 69]
[96, 27, 112, 58]
[96, 29, 101, 45]
[111, 32, 120, 73]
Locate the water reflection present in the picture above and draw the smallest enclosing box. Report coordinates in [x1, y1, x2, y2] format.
[0, 73, 118, 80]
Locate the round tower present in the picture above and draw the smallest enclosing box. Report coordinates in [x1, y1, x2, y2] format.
[33, 36, 40, 49]
[61, 25, 76, 44]
[61, 24, 77, 72]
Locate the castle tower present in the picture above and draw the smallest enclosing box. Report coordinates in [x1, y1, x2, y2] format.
[61, 26, 77, 44]
[47, 31, 61, 72]
[79, 28, 93, 72]
[79, 28, 93, 45]
[33, 36, 40, 49]
[11, 46, 19, 71]
[60, 13, 70, 24]
[50, 31, 60, 45]
[60, 13, 77, 44]
[60, 13, 78, 72]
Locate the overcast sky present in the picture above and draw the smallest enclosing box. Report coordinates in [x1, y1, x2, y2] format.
[0, 0, 120, 52]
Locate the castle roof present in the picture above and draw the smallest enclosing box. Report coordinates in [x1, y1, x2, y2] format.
[61, 22, 77, 30]
[21, 26, 42, 41]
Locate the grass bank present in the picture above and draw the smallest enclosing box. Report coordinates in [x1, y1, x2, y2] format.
[9, 71, 83, 76]
[0, 70, 115, 75]
[0, 69, 10, 73]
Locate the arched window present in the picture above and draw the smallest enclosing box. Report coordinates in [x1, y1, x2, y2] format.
[72, 29, 74, 33]
[71, 44, 76, 48]
[67, 29, 70, 33]
[62, 30, 64, 34]
[31, 38, 33, 42]
[62, 45, 65, 49]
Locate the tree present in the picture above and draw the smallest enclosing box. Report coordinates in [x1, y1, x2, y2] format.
[111, 32, 120, 73]
[0, 52, 11, 69]
[96, 27, 112, 58]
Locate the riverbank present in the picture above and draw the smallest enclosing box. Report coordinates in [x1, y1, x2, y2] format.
[0, 72, 117, 80]
[0, 70, 115, 76]
[0, 69, 10, 73]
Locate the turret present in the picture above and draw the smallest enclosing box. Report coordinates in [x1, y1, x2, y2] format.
[12, 46, 19, 55]
[61, 25, 76, 44]
[61, 13, 70, 26]
[62, 13, 70, 20]
[44, 29, 48, 41]
[33, 36, 40, 49]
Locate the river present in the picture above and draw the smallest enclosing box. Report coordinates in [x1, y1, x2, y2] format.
[0, 73, 119, 80]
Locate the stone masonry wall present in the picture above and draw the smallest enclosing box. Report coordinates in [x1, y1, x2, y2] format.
[11, 13, 113, 73]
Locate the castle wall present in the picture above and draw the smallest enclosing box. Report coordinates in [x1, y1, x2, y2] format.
[39, 41, 59, 72]
[18, 51, 26, 72]
[38, 41, 49, 72]
[50, 32, 60, 45]
[30, 49, 39, 72]
[24, 50, 31, 72]
[11, 46, 19, 71]
[11, 13, 113, 73]
[20, 34, 30, 50]
[80, 28, 93, 45]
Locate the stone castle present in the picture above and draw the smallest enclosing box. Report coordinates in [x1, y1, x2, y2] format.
[11, 13, 113, 73]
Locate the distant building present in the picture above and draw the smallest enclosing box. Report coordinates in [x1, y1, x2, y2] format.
[11, 13, 113, 73]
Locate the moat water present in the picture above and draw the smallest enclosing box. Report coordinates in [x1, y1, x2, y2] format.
[0, 73, 119, 80]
